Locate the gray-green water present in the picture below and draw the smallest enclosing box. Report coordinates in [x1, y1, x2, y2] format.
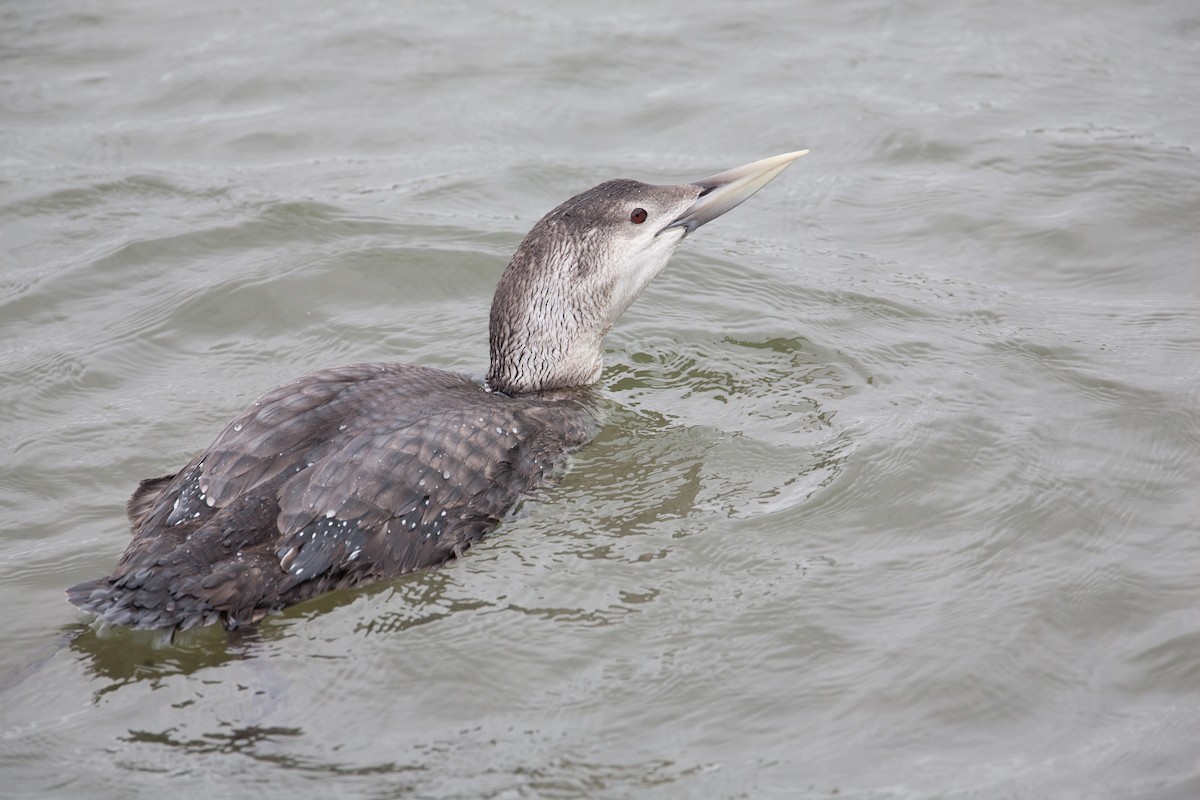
[2, 1, 1199, 797]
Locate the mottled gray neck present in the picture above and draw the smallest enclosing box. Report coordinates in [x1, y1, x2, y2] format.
[485, 216, 611, 396]
[485, 179, 697, 396]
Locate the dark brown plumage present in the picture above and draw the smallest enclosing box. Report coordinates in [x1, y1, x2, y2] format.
[67, 364, 596, 629]
[66, 150, 806, 632]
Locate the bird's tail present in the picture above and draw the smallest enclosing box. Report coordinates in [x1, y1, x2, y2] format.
[66, 577, 221, 631]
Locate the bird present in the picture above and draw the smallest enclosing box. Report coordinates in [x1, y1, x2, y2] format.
[66, 150, 808, 631]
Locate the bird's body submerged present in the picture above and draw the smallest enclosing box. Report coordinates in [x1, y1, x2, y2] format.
[67, 364, 598, 629]
[67, 150, 807, 631]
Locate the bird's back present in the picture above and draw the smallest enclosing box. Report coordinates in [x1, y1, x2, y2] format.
[67, 362, 598, 630]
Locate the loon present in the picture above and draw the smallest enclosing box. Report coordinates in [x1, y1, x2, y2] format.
[66, 150, 807, 631]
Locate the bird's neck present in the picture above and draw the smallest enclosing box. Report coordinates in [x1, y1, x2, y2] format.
[486, 297, 607, 396]
[484, 242, 613, 396]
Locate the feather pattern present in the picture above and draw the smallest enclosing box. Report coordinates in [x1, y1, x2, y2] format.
[67, 363, 597, 630]
[65, 151, 804, 632]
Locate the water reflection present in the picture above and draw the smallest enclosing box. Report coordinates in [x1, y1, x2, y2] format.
[64, 568, 469, 681]
[122, 723, 305, 758]
[66, 620, 259, 702]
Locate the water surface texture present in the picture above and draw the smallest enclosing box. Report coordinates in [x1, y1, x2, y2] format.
[2, 1, 1199, 798]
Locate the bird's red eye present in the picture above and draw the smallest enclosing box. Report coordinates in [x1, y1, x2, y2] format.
[630, 207, 647, 224]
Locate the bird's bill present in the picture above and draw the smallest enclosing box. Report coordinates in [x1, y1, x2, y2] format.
[661, 149, 809, 235]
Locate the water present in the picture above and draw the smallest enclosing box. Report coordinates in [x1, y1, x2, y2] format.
[2, 1, 1198, 797]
